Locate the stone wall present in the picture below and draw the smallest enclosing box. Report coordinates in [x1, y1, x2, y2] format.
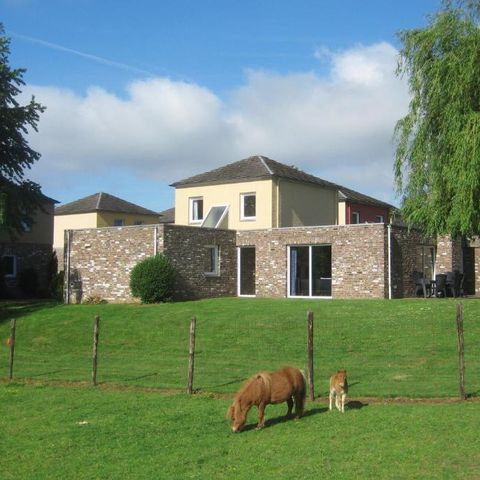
[389, 227, 433, 298]
[436, 235, 463, 273]
[0, 242, 53, 296]
[163, 224, 237, 300]
[237, 224, 388, 299]
[65, 225, 159, 303]
[65, 224, 237, 303]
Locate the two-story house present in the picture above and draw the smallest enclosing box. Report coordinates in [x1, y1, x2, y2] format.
[1, 192, 57, 297]
[54, 192, 160, 263]
[172, 155, 392, 230]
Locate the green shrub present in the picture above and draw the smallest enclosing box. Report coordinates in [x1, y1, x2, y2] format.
[49, 270, 64, 301]
[129, 254, 175, 303]
[18, 267, 38, 297]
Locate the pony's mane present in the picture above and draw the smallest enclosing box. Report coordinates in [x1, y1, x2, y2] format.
[234, 371, 272, 401]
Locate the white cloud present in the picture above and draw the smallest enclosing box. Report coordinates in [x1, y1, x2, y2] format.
[24, 41, 409, 207]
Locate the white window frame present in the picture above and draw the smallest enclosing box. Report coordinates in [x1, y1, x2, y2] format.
[2, 254, 17, 278]
[204, 245, 220, 277]
[237, 247, 256, 297]
[240, 192, 256, 221]
[189, 197, 204, 224]
[351, 211, 360, 224]
[375, 215, 384, 223]
[287, 245, 332, 299]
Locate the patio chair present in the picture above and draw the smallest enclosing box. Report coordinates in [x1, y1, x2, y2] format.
[413, 271, 430, 298]
[435, 273, 447, 298]
[446, 271, 463, 298]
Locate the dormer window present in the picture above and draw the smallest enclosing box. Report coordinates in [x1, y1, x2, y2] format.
[241, 193, 256, 220]
[189, 197, 204, 224]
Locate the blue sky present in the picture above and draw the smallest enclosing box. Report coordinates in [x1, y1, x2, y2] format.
[2, 0, 442, 212]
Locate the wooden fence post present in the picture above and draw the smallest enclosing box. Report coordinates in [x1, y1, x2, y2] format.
[455, 304, 466, 400]
[92, 315, 100, 386]
[8, 318, 16, 380]
[187, 316, 197, 394]
[307, 311, 314, 401]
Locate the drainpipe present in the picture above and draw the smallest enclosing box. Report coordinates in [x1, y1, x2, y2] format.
[387, 224, 392, 300]
[153, 226, 158, 255]
[65, 230, 71, 304]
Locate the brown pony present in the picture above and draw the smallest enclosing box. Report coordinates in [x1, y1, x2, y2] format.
[227, 366, 306, 432]
[329, 369, 348, 413]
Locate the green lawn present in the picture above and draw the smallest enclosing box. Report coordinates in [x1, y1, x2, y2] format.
[1, 297, 479, 397]
[1, 383, 479, 479]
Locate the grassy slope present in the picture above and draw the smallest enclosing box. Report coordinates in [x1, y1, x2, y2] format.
[1, 383, 479, 480]
[0, 297, 479, 397]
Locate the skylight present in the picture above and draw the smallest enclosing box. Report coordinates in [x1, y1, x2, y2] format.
[201, 205, 229, 228]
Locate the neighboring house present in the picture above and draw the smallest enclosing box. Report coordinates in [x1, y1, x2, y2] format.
[1, 193, 57, 296]
[54, 192, 160, 263]
[62, 155, 475, 303]
[171, 155, 394, 229]
[158, 207, 175, 224]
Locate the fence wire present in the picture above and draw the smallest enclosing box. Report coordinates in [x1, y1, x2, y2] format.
[1, 300, 478, 399]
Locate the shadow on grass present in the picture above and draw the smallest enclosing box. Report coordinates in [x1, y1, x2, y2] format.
[346, 400, 368, 409]
[240, 406, 329, 432]
[0, 300, 61, 324]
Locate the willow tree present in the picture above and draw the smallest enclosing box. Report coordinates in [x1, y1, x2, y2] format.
[0, 24, 45, 235]
[394, 1, 480, 237]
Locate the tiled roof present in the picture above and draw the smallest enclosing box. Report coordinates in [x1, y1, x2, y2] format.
[55, 192, 159, 216]
[158, 207, 175, 223]
[171, 155, 394, 209]
[338, 186, 394, 209]
[170, 155, 339, 190]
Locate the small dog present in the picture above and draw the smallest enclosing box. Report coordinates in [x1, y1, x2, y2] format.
[329, 369, 348, 413]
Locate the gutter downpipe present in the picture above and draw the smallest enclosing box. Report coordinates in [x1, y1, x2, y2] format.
[387, 223, 392, 300]
[65, 230, 71, 304]
[153, 226, 158, 256]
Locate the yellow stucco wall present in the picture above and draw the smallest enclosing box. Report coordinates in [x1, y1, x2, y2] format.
[0, 201, 55, 245]
[54, 212, 98, 249]
[338, 201, 346, 225]
[54, 211, 160, 249]
[96, 212, 159, 228]
[174, 179, 274, 230]
[278, 179, 338, 227]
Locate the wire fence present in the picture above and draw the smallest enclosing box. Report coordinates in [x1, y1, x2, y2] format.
[1, 300, 479, 399]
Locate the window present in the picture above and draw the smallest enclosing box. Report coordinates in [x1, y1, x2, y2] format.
[288, 245, 332, 297]
[204, 246, 220, 276]
[202, 205, 228, 228]
[134, 220, 144, 225]
[375, 215, 384, 223]
[189, 197, 204, 223]
[240, 193, 256, 220]
[351, 211, 360, 224]
[1, 255, 17, 278]
[416, 245, 436, 281]
[113, 219, 125, 226]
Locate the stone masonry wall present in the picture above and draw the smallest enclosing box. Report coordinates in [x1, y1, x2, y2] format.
[0, 242, 52, 295]
[163, 224, 237, 300]
[237, 224, 388, 299]
[390, 227, 434, 298]
[436, 235, 463, 273]
[65, 224, 237, 303]
[66, 225, 159, 303]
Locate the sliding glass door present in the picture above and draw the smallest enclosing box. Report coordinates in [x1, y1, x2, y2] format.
[289, 245, 332, 297]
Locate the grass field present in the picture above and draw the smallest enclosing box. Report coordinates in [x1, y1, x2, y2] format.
[1, 297, 479, 397]
[1, 298, 479, 478]
[1, 383, 479, 479]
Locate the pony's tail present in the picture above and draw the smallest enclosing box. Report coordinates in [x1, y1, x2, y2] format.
[296, 369, 307, 415]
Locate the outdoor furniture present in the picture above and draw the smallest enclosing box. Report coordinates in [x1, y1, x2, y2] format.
[435, 274, 447, 297]
[446, 271, 463, 297]
[413, 271, 431, 298]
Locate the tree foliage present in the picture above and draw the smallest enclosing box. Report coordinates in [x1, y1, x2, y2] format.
[0, 24, 45, 235]
[394, 1, 480, 236]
